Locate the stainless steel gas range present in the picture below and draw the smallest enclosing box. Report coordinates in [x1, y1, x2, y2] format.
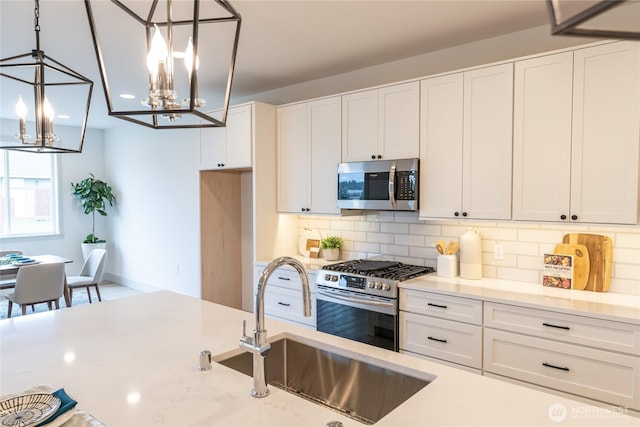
[315, 259, 434, 351]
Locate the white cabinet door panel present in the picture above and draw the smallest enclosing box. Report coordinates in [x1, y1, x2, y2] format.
[309, 97, 341, 214]
[277, 104, 309, 212]
[419, 73, 464, 219]
[571, 42, 640, 224]
[378, 81, 420, 160]
[512, 52, 573, 221]
[341, 89, 378, 162]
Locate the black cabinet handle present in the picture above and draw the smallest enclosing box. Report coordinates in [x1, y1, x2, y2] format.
[462, 212, 468, 217]
[277, 302, 291, 307]
[277, 276, 290, 281]
[543, 322, 570, 330]
[571, 214, 578, 220]
[300, 208, 310, 212]
[542, 362, 570, 372]
[454, 212, 460, 217]
[371, 154, 376, 159]
[427, 336, 447, 343]
[427, 302, 448, 309]
[377, 155, 382, 159]
[560, 214, 567, 220]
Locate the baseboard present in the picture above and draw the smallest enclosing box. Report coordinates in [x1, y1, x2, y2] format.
[102, 273, 161, 293]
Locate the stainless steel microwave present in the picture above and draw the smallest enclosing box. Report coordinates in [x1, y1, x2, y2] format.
[337, 158, 419, 211]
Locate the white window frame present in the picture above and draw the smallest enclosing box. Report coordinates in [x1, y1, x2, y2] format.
[0, 151, 61, 239]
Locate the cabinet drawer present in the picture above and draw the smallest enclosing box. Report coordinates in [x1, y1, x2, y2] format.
[400, 311, 482, 369]
[400, 289, 482, 325]
[484, 328, 640, 410]
[256, 266, 317, 293]
[264, 286, 316, 328]
[485, 302, 640, 355]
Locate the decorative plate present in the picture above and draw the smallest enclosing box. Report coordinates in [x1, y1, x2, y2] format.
[12, 261, 39, 266]
[0, 393, 60, 427]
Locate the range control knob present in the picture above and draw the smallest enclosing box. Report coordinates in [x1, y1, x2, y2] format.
[374, 282, 382, 290]
[381, 283, 391, 291]
[367, 281, 375, 289]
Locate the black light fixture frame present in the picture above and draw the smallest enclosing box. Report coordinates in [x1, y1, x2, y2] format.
[546, 0, 640, 40]
[0, 0, 93, 153]
[84, 0, 242, 130]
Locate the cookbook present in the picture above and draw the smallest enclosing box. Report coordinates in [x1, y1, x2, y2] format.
[543, 253, 573, 289]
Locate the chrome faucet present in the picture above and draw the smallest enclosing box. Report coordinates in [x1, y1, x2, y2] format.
[239, 256, 312, 397]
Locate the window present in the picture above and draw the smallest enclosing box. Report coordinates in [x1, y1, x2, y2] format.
[0, 150, 59, 237]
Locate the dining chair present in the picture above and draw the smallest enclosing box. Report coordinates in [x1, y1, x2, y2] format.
[67, 249, 107, 306]
[0, 249, 24, 290]
[6, 262, 66, 318]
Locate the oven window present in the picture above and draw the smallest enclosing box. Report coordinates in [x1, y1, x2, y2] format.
[316, 299, 397, 351]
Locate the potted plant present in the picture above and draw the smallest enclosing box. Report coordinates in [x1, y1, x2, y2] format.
[321, 236, 343, 261]
[71, 173, 116, 260]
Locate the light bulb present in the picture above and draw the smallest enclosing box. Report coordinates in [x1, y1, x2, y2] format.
[15, 96, 27, 119]
[184, 37, 199, 73]
[43, 96, 54, 120]
[147, 25, 168, 75]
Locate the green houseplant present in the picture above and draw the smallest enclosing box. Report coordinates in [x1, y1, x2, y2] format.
[321, 236, 343, 261]
[71, 173, 115, 257]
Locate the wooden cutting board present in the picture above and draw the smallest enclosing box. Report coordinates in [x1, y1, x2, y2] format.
[553, 243, 590, 290]
[562, 233, 612, 292]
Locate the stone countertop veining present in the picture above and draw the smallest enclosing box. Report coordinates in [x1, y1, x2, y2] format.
[400, 274, 640, 324]
[1, 291, 638, 426]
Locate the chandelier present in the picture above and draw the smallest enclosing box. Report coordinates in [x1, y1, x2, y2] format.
[0, 0, 93, 153]
[546, 0, 640, 39]
[84, 0, 241, 129]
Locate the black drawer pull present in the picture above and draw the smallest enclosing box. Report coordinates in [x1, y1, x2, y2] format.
[277, 302, 291, 307]
[277, 276, 291, 281]
[542, 362, 570, 372]
[427, 336, 447, 343]
[427, 303, 448, 309]
[543, 322, 570, 330]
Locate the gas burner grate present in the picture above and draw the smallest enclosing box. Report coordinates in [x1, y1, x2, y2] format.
[323, 259, 434, 281]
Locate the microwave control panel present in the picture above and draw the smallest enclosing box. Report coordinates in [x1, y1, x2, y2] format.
[396, 171, 416, 201]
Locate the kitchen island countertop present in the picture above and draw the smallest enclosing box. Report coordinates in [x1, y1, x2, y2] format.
[1, 291, 638, 426]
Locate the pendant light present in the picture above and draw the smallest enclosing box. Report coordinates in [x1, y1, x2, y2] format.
[0, 0, 93, 153]
[547, 0, 640, 39]
[84, 0, 241, 129]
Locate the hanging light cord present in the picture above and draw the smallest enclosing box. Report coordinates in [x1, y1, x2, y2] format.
[34, 0, 41, 52]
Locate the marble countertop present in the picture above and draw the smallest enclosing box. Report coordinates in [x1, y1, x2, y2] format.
[401, 274, 640, 324]
[1, 291, 638, 426]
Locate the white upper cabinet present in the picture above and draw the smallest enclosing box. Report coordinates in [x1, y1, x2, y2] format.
[513, 42, 639, 224]
[199, 104, 252, 170]
[419, 73, 464, 219]
[342, 81, 419, 162]
[277, 97, 341, 214]
[512, 52, 574, 222]
[570, 42, 639, 224]
[420, 63, 513, 220]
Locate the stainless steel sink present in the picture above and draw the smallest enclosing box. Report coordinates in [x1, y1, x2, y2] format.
[216, 337, 433, 424]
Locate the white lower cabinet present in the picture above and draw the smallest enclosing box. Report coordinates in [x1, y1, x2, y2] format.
[484, 302, 640, 411]
[255, 265, 316, 329]
[399, 289, 483, 371]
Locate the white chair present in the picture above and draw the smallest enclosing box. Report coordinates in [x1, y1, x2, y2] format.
[6, 262, 65, 317]
[0, 249, 24, 290]
[67, 249, 107, 306]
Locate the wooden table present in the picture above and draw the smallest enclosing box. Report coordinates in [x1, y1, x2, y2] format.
[0, 255, 74, 307]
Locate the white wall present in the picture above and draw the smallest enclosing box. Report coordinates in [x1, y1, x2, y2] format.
[0, 118, 106, 276]
[103, 122, 201, 297]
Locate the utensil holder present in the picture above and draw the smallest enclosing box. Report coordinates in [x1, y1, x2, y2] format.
[437, 255, 457, 278]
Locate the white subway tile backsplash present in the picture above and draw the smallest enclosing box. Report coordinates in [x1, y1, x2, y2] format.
[381, 222, 409, 234]
[295, 215, 640, 295]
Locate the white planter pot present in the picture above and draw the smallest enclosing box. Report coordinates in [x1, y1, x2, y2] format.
[324, 248, 340, 261]
[82, 242, 106, 261]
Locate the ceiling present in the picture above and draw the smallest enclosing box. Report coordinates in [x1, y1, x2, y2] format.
[1, 0, 557, 129]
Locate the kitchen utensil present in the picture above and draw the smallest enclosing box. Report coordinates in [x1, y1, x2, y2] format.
[446, 241, 459, 255]
[562, 234, 612, 292]
[435, 240, 446, 255]
[553, 243, 590, 290]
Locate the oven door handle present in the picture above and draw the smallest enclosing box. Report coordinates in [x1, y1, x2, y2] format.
[316, 289, 395, 310]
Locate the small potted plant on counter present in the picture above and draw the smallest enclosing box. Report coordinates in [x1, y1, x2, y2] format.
[321, 236, 343, 261]
[71, 173, 116, 260]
